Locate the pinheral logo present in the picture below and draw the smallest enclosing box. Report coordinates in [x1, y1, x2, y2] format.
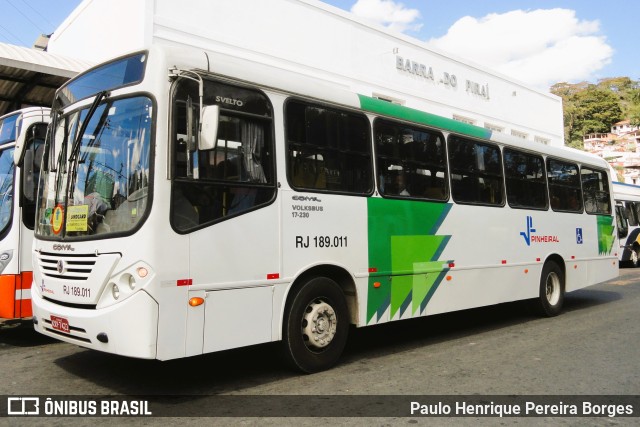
[520, 216, 559, 246]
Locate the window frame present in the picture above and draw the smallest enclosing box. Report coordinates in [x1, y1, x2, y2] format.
[373, 117, 449, 202]
[169, 77, 277, 234]
[580, 166, 612, 215]
[503, 147, 548, 211]
[447, 134, 505, 207]
[546, 157, 583, 213]
[284, 98, 374, 197]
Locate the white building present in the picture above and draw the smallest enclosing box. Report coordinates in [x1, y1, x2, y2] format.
[46, 0, 564, 147]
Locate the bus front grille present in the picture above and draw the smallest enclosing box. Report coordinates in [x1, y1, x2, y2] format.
[38, 251, 97, 282]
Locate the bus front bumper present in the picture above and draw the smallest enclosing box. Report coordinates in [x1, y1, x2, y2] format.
[32, 289, 159, 359]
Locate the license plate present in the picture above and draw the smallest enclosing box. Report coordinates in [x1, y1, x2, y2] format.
[50, 315, 70, 333]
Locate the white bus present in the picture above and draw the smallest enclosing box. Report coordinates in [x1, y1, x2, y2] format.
[612, 181, 640, 267]
[27, 47, 619, 372]
[0, 107, 49, 321]
[29, 4, 617, 373]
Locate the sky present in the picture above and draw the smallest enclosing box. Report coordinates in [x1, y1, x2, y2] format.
[0, 0, 637, 90]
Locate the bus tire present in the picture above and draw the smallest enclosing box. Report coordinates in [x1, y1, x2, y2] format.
[533, 260, 565, 317]
[282, 276, 349, 374]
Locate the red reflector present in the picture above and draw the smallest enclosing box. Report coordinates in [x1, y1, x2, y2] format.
[448, 263, 455, 268]
[267, 273, 280, 280]
[501, 260, 507, 264]
[536, 258, 541, 262]
[368, 267, 378, 273]
[571, 255, 575, 259]
[177, 279, 192, 287]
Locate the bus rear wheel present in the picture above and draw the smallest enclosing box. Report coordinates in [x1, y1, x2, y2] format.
[282, 277, 349, 373]
[532, 260, 565, 317]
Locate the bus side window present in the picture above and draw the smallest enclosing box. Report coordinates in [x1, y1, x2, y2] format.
[616, 205, 629, 238]
[170, 79, 276, 232]
[448, 135, 503, 206]
[286, 100, 372, 195]
[580, 167, 611, 215]
[628, 202, 639, 226]
[547, 158, 582, 213]
[373, 118, 448, 201]
[504, 148, 547, 210]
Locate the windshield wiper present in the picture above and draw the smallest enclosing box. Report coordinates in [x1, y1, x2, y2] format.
[62, 91, 110, 233]
[69, 90, 110, 164]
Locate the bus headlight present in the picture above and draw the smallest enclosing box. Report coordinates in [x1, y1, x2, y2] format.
[97, 261, 155, 309]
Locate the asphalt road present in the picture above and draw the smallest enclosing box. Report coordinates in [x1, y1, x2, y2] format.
[1, 267, 639, 426]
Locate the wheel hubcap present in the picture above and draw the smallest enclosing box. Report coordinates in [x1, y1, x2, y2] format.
[302, 299, 337, 349]
[545, 272, 561, 306]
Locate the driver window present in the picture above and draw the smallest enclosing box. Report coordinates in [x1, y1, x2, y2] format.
[171, 79, 275, 232]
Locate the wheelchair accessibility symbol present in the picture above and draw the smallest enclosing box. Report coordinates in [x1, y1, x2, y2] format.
[576, 228, 583, 244]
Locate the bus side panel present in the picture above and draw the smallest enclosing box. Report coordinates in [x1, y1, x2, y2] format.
[278, 190, 369, 331]
[424, 265, 541, 316]
[281, 190, 369, 285]
[366, 198, 453, 325]
[0, 272, 33, 319]
[364, 202, 617, 325]
[564, 260, 588, 293]
[16, 271, 33, 318]
[188, 203, 280, 355]
[202, 286, 273, 353]
[587, 258, 619, 289]
[189, 205, 280, 287]
[0, 275, 17, 318]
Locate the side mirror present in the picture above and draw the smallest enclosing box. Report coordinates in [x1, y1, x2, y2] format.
[13, 142, 26, 167]
[22, 149, 35, 201]
[199, 105, 220, 151]
[13, 117, 26, 167]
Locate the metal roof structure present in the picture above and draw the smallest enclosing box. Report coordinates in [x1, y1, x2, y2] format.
[0, 42, 92, 116]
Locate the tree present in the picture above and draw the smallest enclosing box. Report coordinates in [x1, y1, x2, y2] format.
[551, 82, 624, 148]
[629, 88, 640, 126]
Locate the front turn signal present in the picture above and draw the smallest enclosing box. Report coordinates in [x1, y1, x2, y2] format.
[189, 297, 204, 307]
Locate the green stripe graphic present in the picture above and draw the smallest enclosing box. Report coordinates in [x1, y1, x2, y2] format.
[358, 95, 492, 140]
[597, 215, 615, 255]
[367, 198, 452, 323]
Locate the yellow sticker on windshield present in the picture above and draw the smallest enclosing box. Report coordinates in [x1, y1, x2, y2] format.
[66, 205, 89, 232]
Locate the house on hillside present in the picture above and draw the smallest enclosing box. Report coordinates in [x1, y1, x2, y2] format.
[584, 120, 640, 183]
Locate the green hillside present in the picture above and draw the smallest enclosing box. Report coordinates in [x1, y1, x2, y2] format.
[550, 77, 640, 149]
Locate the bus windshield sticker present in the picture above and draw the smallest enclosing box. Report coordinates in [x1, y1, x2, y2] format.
[51, 205, 64, 235]
[66, 205, 89, 232]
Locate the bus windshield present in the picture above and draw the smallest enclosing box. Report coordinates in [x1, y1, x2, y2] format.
[57, 52, 147, 108]
[0, 147, 15, 237]
[35, 96, 153, 240]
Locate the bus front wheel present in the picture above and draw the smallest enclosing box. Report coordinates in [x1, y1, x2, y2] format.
[533, 260, 565, 317]
[282, 277, 349, 373]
